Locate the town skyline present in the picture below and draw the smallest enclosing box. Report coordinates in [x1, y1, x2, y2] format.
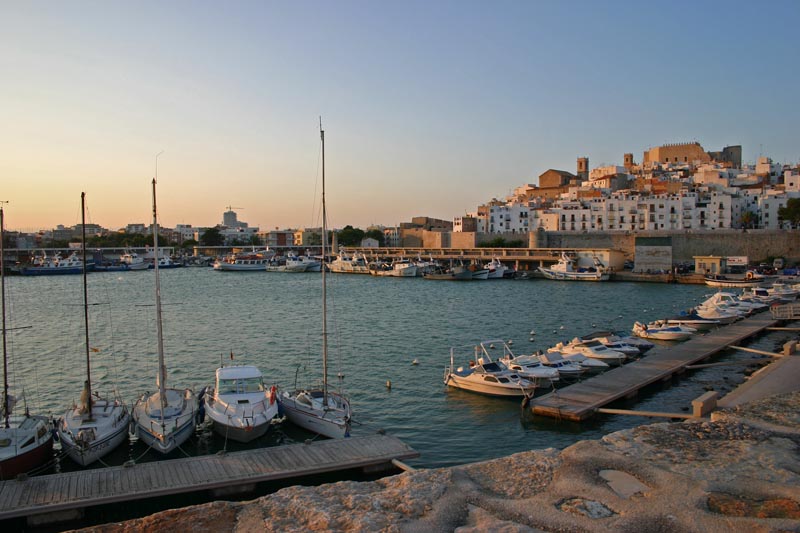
[3, 1, 799, 232]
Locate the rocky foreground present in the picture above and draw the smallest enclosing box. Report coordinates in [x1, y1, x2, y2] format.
[82, 392, 800, 533]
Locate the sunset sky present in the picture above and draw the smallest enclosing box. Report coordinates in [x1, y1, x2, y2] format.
[2, 1, 798, 232]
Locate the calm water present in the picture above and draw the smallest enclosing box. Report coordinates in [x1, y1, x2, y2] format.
[3, 269, 790, 471]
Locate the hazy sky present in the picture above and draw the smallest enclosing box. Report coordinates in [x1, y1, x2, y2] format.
[2, 1, 798, 231]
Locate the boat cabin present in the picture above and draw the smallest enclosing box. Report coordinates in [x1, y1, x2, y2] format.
[215, 365, 265, 396]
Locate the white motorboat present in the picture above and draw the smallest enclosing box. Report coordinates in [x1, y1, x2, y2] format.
[537, 352, 587, 378]
[58, 193, 131, 466]
[561, 352, 610, 372]
[132, 177, 198, 454]
[413, 255, 438, 276]
[767, 282, 799, 301]
[579, 330, 655, 354]
[120, 249, 149, 271]
[285, 252, 321, 272]
[700, 291, 767, 315]
[281, 122, 352, 439]
[632, 321, 695, 341]
[0, 206, 54, 479]
[204, 365, 279, 442]
[498, 354, 560, 388]
[213, 248, 274, 271]
[692, 304, 742, 324]
[560, 338, 628, 366]
[538, 252, 609, 281]
[444, 343, 538, 398]
[484, 258, 509, 279]
[739, 287, 783, 305]
[663, 312, 720, 331]
[327, 249, 370, 274]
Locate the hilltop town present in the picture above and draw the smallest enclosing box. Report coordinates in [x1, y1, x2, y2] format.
[5, 141, 800, 254]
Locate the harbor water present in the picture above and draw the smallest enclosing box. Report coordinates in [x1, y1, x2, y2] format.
[3, 268, 789, 472]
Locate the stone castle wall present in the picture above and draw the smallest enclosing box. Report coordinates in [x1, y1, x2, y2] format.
[542, 230, 800, 265]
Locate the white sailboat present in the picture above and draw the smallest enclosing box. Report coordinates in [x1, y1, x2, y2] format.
[280, 121, 352, 439]
[58, 193, 131, 466]
[0, 203, 54, 480]
[132, 178, 198, 454]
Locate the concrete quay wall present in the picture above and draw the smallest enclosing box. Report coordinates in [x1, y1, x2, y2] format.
[540, 229, 800, 265]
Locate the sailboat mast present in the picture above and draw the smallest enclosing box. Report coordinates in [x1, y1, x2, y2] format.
[81, 192, 93, 417]
[0, 204, 9, 429]
[152, 178, 167, 410]
[320, 119, 329, 407]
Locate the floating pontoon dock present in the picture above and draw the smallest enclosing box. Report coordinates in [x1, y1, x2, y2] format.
[530, 310, 782, 421]
[0, 434, 418, 524]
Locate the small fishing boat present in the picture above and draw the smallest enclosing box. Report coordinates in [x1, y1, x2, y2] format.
[663, 312, 720, 331]
[19, 251, 85, 276]
[120, 249, 149, 271]
[703, 271, 764, 288]
[538, 252, 609, 281]
[559, 338, 628, 366]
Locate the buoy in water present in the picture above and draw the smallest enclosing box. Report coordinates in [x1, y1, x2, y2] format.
[529, 330, 536, 336]
[529, 337, 535, 342]
[507, 340, 513, 345]
[411, 359, 418, 365]
[489, 344, 495, 349]
[386, 380, 392, 389]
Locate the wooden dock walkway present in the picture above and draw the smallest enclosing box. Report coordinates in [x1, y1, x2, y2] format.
[0, 434, 418, 522]
[530, 311, 781, 421]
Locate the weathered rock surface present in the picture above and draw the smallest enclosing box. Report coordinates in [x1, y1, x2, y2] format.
[78, 392, 800, 533]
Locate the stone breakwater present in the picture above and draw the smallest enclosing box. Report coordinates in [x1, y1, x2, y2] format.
[80, 392, 800, 533]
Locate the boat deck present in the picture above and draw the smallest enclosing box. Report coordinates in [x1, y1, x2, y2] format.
[0, 434, 418, 522]
[529, 311, 781, 421]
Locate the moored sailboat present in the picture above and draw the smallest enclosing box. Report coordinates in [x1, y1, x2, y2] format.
[281, 122, 352, 439]
[132, 178, 198, 454]
[58, 193, 131, 466]
[0, 204, 53, 480]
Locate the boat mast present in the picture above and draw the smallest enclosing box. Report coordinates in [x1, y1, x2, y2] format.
[152, 178, 167, 417]
[320, 118, 329, 408]
[1, 202, 9, 429]
[81, 192, 93, 419]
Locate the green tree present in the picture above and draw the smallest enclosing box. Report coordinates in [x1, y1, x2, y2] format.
[740, 210, 758, 229]
[778, 198, 800, 228]
[364, 229, 385, 246]
[200, 227, 225, 246]
[336, 225, 365, 246]
[181, 238, 198, 249]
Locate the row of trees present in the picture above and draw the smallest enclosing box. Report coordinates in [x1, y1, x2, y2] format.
[28, 225, 387, 249]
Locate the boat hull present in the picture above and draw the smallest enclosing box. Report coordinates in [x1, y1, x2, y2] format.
[132, 389, 198, 455]
[58, 402, 131, 466]
[539, 267, 609, 281]
[279, 391, 351, 439]
[444, 374, 535, 397]
[210, 418, 270, 443]
[0, 417, 54, 480]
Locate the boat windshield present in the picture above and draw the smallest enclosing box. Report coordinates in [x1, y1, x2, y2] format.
[217, 377, 265, 394]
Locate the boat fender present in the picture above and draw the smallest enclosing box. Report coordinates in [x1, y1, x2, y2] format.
[746, 271, 754, 280]
[269, 386, 277, 405]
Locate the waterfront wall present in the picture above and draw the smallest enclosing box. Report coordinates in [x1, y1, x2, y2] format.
[541, 229, 800, 265]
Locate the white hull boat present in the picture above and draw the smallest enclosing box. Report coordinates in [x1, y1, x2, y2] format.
[132, 178, 198, 454]
[280, 123, 353, 438]
[632, 321, 695, 341]
[444, 340, 538, 397]
[204, 365, 279, 443]
[538, 252, 609, 281]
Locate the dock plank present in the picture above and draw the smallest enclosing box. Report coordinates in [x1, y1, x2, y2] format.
[530, 311, 780, 421]
[0, 434, 417, 521]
